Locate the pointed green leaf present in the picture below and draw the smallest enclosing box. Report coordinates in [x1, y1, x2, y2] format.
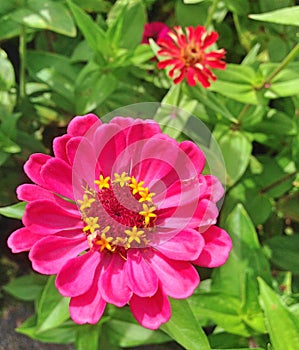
[258, 278, 299, 350]
[13, 0, 76, 37]
[161, 298, 211, 350]
[4, 274, 48, 301]
[0, 201, 26, 219]
[249, 6, 299, 26]
[214, 126, 252, 186]
[36, 276, 70, 333]
[67, 0, 109, 57]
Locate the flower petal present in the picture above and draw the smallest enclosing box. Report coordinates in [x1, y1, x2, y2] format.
[7, 227, 44, 253]
[143, 249, 199, 298]
[179, 140, 206, 174]
[155, 228, 204, 261]
[193, 226, 232, 267]
[67, 114, 100, 137]
[17, 184, 54, 202]
[130, 286, 171, 330]
[126, 249, 158, 297]
[69, 268, 106, 324]
[100, 253, 132, 307]
[53, 134, 71, 163]
[24, 153, 51, 186]
[56, 251, 100, 297]
[41, 158, 74, 200]
[23, 200, 82, 234]
[29, 235, 88, 274]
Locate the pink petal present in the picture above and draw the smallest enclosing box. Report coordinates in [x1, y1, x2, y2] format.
[17, 184, 54, 202]
[56, 251, 100, 297]
[155, 228, 204, 261]
[100, 253, 132, 307]
[67, 114, 100, 137]
[24, 153, 51, 186]
[69, 268, 106, 324]
[126, 119, 161, 146]
[130, 286, 171, 329]
[93, 123, 127, 176]
[23, 200, 82, 234]
[29, 235, 88, 274]
[41, 158, 74, 200]
[179, 140, 206, 174]
[126, 250, 158, 297]
[193, 226, 232, 268]
[203, 175, 225, 202]
[187, 67, 197, 86]
[53, 134, 72, 163]
[143, 249, 199, 299]
[7, 228, 44, 253]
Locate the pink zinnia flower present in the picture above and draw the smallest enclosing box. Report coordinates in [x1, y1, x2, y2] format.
[157, 26, 226, 87]
[8, 114, 232, 329]
[142, 21, 170, 44]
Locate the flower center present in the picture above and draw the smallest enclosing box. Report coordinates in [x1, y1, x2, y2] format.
[77, 172, 157, 255]
[181, 44, 203, 67]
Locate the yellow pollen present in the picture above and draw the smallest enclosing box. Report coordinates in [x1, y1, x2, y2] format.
[77, 194, 96, 211]
[83, 216, 100, 234]
[87, 230, 98, 249]
[129, 176, 145, 195]
[138, 187, 155, 203]
[113, 172, 131, 187]
[125, 226, 144, 244]
[94, 174, 110, 190]
[139, 204, 157, 225]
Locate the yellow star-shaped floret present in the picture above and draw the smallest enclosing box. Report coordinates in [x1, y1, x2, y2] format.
[113, 172, 131, 187]
[125, 226, 144, 244]
[83, 216, 100, 234]
[94, 174, 110, 190]
[77, 194, 96, 211]
[138, 187, 155, 203]
[139, 204, 157, 225]
[95, 227, 114, 252]
[129, 176, 145, 195]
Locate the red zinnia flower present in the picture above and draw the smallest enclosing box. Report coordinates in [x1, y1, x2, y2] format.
[8, 114, 232, 329]
[142, 21, 170, 44]
[157, 26, 226, 87]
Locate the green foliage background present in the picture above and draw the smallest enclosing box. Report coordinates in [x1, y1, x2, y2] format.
[0, 0, 299, 349]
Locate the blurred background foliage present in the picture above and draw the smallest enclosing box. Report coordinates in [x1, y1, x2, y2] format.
[0, 0, 299, 349]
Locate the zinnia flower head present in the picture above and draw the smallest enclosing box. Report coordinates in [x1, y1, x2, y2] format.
[157, 26, 226, 87]
[7, 114, 232, 329]
[142, 21, 170, 44]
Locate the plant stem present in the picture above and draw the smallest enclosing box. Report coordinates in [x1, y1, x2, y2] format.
[264, 43, 299, 85]
[19, 25, 27, 100]
[204, 0, 219, 28]
[260, 171, 298, 194]
[238, 103, 251, 123]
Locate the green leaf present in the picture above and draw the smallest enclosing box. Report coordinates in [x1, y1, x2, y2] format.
[4, 274, 48, 301]
[258, 278, 299, 350]
[161, 298, 211, 350]
[0, 202, 26, 219]
[75, 323, 107, 350]
[213, 205, 271, 334]
[188, 292, 251, 336]
[107, 0, 146, 50]
[13, 0, 76, 37]
[67, 0, 109, 57]
[277, 192, 299, 222]
[0, 49, 15, 90]
[104, 307, 170, 347]
[36, 276, 70, 333]
[17, 317, 77, 344]
[75, 62, 118, 114]
[210, 64, 259, 105]
[249, 6, 299, 27]
[27, 50, 78, 106]
[214, 125, 252, 186]
[265, 234, 299, 274]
